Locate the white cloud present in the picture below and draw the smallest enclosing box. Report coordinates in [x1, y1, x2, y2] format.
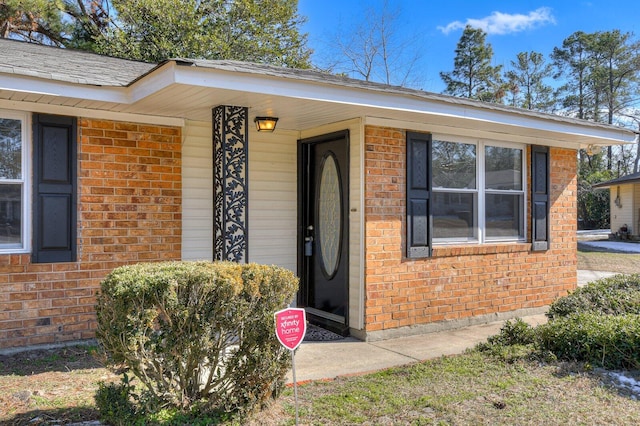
[438, 7, 556, 35]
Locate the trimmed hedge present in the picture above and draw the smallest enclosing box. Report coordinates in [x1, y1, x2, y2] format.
[547, 274, 640, 319]
[537, 313, 640, 369]
[95, 261, 298, 420]
[482, 274, 640, 370]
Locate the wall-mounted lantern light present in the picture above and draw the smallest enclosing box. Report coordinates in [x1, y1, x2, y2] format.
[615, 186, 623, 208]
[254, 116, 279, 132]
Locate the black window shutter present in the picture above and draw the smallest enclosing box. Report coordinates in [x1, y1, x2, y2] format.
[406, 132, 432, 258]
[531, 145, 550, 251]
[32, 114, 77, 263]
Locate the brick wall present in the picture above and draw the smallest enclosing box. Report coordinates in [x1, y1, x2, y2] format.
[0, 118, 182, 350]
[364, 126, 577, 335]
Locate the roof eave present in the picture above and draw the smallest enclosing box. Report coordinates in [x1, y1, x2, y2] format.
[158, 60, 637, 146]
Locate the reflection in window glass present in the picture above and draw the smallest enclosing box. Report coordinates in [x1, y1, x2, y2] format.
[486, 193, 522, 238]
[0, 119, 22, 180]
[0, 184, 22, 246]
[431, 140, 525, 244]
[432, 192, 476, 240]
[485, 146, 522, 190]
[0, 117, 23, 249]
[432, 140, 476, 189]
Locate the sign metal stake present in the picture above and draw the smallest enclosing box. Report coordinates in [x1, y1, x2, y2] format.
[292, 349, 299, 425]
[274, 308, 307, 426]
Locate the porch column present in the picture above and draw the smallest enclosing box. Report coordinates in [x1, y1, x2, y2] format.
[213, 105, 249, 262]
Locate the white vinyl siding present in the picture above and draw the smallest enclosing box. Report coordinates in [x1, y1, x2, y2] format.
[610, 184, 635, 234]
[181, 120, 299, 271]
[248, 130, 298, 271]
[181, 118, 363, 331]
[182, 120, 213, 260]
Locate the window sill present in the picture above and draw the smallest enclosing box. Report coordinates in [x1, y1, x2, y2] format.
[431, 242, 531, 258]
[0, 249, 30, 257]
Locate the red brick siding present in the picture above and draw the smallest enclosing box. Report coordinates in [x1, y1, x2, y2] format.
[0, 118, 182, 349]
[364, 126, 577, 332]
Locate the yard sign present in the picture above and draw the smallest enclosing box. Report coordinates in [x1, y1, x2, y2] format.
[274, 307, 306, 425]
[274, 307, 306, 350]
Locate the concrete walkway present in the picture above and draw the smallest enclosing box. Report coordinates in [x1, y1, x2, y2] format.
[579, 239, 640, 253]
[287, 269, 619, 384]
[577, 269, 618, 285]
[287, 313, 548, 384]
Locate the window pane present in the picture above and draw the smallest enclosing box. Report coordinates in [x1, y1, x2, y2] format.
[485, 146, 522, 190]
[0, 183, 22, 246]
[433, 192, 476, 239]
[486, 193, 523, 238]
[432, 140, 476, 189]
[0, 118, 22, 180]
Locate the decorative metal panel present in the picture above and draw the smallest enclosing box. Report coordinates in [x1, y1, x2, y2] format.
[411, 140, 428, 189]
[317, 153, 342, 278]
[213, 105, 248, 263]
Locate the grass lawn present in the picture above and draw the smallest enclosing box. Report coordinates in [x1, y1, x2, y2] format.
[577, 245, 640, 274]
[2, 344, 639, 425]
[1, 248, 639, 425]
[269, 352, 640, 425]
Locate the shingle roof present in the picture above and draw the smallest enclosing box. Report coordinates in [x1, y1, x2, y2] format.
[0, 38, 156, 86]
[176, 59, 637, 136]
[0, 40, 636, 141]
[593, 171, 640, 189]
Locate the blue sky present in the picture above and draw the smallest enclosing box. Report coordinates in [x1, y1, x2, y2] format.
[298, 0, 640, 92]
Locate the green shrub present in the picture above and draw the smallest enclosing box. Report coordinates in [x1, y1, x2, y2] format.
[486, 318, 536, 346]
[476, 318, 539, 363]
[547, 274, 640, 319]
[537, 312, 640, 369]
[95, 261, 298, 421]
[94, 375, 138, 426]
[482, 276, 640, 370]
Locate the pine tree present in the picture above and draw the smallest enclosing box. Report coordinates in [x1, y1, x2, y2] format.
[504, 51, 554, 111]
[440, 25, 504, 102]
[0, 0, 312, 68]
[551, 31, 597, 120]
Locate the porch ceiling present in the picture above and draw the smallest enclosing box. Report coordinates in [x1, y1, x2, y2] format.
[0, 58, 636, 149]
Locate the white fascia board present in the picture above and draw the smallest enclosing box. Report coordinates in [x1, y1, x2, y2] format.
[169, 65, 636, 145]
[365, 116, 552, 146]
[0, 74, 130, 104]
[365, 116, 636, 148]
[0, 99, 185, 127]
[446, 106, 637, 145]
[128, 62, 179, 103]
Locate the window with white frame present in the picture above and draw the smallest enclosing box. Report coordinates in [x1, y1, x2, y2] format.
[0, 111, 28, 252]
[432, 138, 525, 243]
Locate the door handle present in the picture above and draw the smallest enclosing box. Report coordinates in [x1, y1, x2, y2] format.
[304, 236, 313, 256]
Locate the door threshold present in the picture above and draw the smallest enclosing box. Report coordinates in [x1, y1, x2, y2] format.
[306, 308, 349, 337]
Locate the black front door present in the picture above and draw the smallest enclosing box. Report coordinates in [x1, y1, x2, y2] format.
[298, 131, 349, 334]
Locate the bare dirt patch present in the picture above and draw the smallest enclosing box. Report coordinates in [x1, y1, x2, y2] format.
[0, 344, 116, 425]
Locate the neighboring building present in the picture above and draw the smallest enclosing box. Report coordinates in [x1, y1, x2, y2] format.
[593, 171, 640, 239]
[0, 39, 636, 351]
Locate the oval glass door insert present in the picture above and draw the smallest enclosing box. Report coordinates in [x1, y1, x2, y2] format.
[317, 152, 342, 278]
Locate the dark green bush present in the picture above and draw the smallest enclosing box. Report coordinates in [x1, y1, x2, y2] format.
[476, 318, 540, 363]
[547, 274, 640, 319]
[537, 312, 640, 369]
[94, 375, 138, 426]
[95, 261, 298, 421]
[486, 318, 536, 346]
[481, 275, 640, 370]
